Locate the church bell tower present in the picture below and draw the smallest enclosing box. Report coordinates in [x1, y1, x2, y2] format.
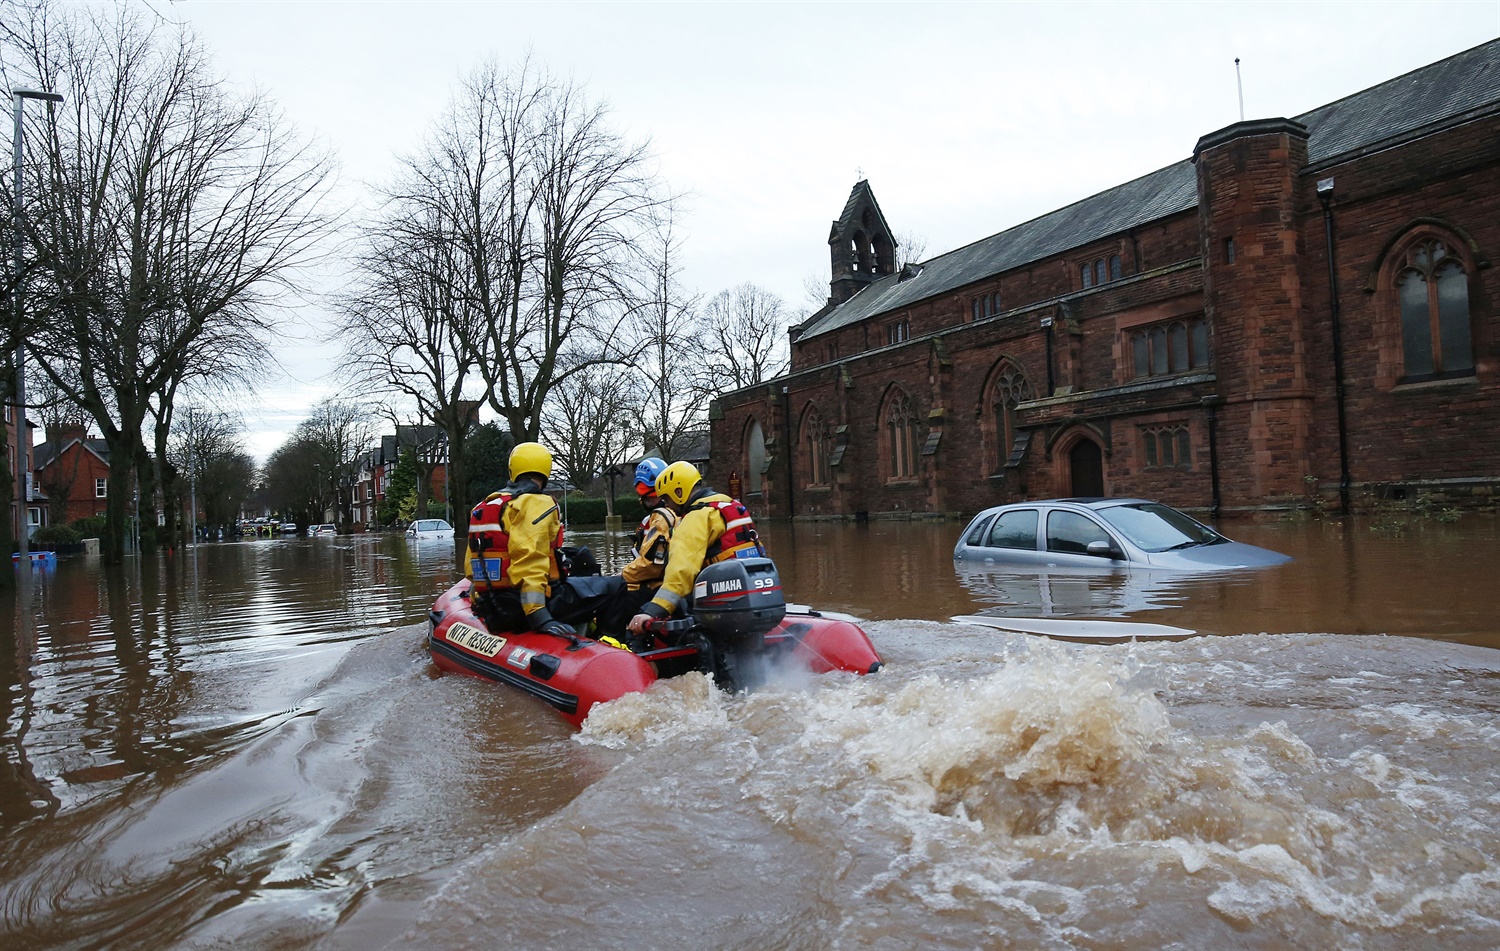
[827, 180, 897, 305]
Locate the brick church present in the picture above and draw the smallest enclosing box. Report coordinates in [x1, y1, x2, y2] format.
[709, 40, 1499, 519]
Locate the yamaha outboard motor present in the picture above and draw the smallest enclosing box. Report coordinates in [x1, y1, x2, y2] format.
[689, 557, 785, 692]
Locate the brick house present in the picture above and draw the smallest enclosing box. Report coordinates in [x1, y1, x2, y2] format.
[32, 423, 112, 526]
[4, 402, 41, 538]
[349, 424, 455, 528]
[711, 40, 1499, 519]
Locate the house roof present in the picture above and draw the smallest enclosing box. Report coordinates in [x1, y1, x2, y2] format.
[640, 430, 711, 464]
[795, 39, 1500, 341]
[33, 436, 110, 471]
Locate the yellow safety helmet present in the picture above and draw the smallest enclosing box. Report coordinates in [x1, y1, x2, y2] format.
[655, 460, 701, 506]
[508, 441, 553, 483]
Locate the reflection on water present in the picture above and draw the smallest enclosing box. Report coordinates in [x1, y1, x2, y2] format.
[1, 517, 1498, 948]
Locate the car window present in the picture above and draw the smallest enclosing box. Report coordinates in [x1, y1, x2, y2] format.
[964, 515, 995, 547]
[1097, 503, 1221, 551]
[1046, 511, 1112, 554]
[986, 510, 1039, 550]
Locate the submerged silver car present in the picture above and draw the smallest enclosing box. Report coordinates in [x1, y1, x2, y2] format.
[953, 498, 1291, 571]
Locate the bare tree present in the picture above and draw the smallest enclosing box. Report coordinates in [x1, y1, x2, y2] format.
[260, 398, 373, 528]
[627, 211, 708, 460]
[504, 69, 663, 441]
[895, 229, 929, 270]
[168, 405, 252, 538]
[340, 170, 490, 535]
[3, 2, 332, 563]
[700, 283, 791, 392]
[541, 362, 637, 491]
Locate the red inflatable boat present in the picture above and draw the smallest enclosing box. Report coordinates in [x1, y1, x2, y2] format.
[426, 557, 882, 729]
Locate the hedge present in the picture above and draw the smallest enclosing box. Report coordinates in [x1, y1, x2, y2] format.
[560, 494, 643, 526]
[71, 515, 107, 539]
[31, 523, 82, 545]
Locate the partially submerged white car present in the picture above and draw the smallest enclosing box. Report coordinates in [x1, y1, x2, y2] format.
[405, 518, 455, 540]
[954, 498, 1290, 571]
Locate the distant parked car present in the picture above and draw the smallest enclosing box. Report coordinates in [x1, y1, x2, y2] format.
[406, 518, 454, 540]
[953, 498, 1291, 571]
[311, 524, 337, 537]
[281, 521, 298, 534]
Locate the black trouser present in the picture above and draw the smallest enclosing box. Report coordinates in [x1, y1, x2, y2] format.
[596, 584, 663, 641]
[475, 575, 625, 635]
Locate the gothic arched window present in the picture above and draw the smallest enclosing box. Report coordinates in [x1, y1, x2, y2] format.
[882, 390, 921, 481]
[744, 419, 766, 495]
[803, 409, 831, 487]
[1395, 238, 1473, 381]
[987, 361, 1035, 473]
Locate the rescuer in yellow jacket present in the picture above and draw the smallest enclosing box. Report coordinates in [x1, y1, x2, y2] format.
[621, 457, 676, 588]
[467, 441, 621, 638]
[626, 460, 764, 635]
[598, 457, 677, 646]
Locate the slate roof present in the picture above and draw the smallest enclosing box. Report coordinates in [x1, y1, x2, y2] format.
[33, 436, 110, 471]
[796, 39, 1500, 341]
[829, 180, 896, 246]
[640, 429, 710, 465]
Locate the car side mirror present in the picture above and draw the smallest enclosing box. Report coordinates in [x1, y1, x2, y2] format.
[1086, 540, 1122, 559]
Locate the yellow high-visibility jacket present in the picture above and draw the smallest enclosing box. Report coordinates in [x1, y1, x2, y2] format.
[465, 489, 561, 616]
[622, 506, 676, 587]
[647, 493, 733, 616]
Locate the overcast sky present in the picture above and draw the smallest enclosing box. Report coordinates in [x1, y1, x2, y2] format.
[156, 0, 1499, 460]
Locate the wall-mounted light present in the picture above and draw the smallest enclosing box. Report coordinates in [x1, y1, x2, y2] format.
[1039, 316, 1053, 329]
[1316, 177, 1334, 207]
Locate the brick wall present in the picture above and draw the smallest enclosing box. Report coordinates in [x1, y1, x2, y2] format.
[718, 110, 1499, 520]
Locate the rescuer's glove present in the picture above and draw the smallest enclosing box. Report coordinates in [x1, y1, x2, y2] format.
[530, 608, 576, 638]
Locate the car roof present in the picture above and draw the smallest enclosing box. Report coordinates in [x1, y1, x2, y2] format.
[971, 498, 1154, 518]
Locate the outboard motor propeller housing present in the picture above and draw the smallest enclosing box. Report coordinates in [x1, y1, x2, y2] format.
[689, 557, 785, 691]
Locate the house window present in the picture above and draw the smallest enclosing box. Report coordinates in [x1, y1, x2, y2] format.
[1129, 317, 1211, 379]
[1142, 425, 1192, 468]
[883, 391, 921, 480]
[1080, 263, 1092, 289]
[1396, 239, 1473, 381]
[887, 320, 910, 345]
[95, 478, 108, 498]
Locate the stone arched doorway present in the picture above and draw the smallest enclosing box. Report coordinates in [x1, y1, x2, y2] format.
[1069, 439, 1105, 497]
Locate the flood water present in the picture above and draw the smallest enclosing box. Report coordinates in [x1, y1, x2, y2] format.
[3, 515, 1499, 949]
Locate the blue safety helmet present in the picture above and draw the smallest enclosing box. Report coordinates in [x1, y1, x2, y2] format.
[634, 457, 668, 495]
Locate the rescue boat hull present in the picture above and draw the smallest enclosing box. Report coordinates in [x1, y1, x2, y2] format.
[426, 579, 882, 729]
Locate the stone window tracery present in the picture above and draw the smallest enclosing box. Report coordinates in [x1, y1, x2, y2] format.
[986, 361, 1035, 474]
[803, 409, 831, 487]
[1141, 425, 1192, 468]
[1129, 317, 1210, 379]
[882, 390, 921, 481]
[1395, 237, 1473, 381]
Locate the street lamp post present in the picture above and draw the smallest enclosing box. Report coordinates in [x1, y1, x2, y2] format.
[11, 88, 63, 562]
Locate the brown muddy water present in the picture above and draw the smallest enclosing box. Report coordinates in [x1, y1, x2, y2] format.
[2, 516, 1499, 949]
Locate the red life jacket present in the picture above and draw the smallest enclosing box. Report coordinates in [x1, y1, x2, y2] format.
[696, 496, 764, 563]
[467, 484, 563, 593]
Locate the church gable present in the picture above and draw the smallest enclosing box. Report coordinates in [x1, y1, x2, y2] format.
[827, 180, 897, 306]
